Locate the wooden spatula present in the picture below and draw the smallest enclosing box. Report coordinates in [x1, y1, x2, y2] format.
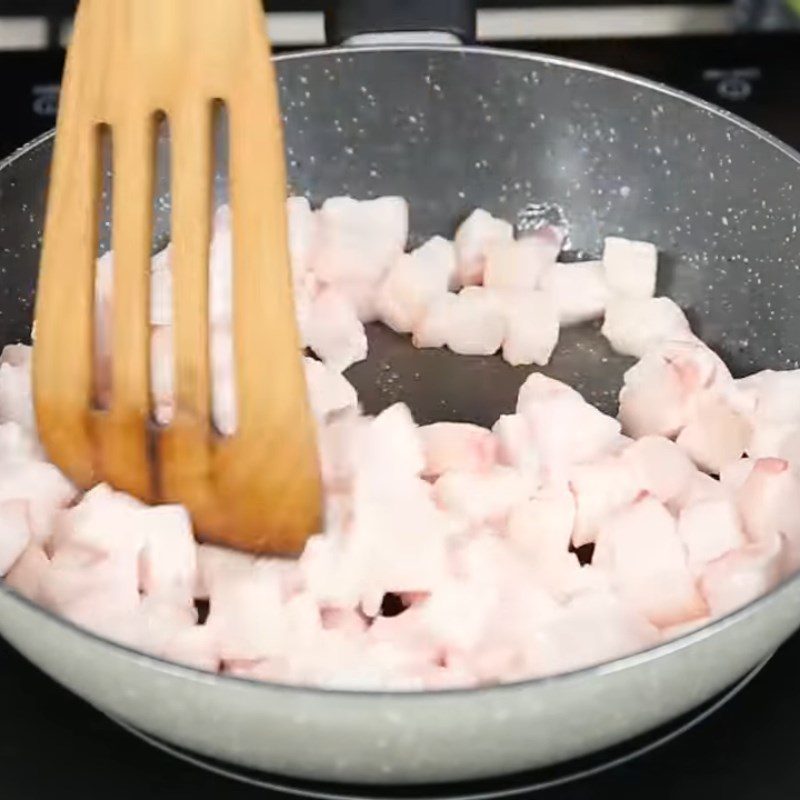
[33, 0, 323, 555]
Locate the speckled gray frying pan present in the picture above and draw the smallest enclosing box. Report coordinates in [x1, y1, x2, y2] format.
[0, 0, 799, 787]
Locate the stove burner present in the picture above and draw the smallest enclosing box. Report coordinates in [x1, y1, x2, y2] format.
[110, 655, 771, 799]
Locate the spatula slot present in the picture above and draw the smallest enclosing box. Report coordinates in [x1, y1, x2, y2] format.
[209, 99, 237, 437]
[92, 122, 113, 412]
[149, 111, 175, 429]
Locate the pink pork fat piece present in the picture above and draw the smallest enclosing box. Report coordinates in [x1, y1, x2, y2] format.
[1, 196, 798, 691]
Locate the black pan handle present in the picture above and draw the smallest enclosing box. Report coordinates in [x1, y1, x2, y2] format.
[325, 0, 477, 46]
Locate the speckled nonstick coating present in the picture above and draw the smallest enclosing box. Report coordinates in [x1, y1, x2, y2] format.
[0, 47, 799, 785]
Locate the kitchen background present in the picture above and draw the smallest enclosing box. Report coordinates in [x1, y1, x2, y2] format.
[0, 0, 750, 49]
[0, 0, 799, 160]
[1, 1, 800, 798]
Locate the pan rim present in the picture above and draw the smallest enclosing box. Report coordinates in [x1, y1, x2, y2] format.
[1, 42, 798, 702]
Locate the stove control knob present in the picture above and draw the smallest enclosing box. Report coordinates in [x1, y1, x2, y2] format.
[32, 84, 60, 118]
[702, 68, 762, 102]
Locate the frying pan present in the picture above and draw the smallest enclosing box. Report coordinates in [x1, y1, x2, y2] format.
[1, 0, 800, 785]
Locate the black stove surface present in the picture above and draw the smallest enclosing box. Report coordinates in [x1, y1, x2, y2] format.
[3, 33, 800, 159]
[1, 632, 797, 798]
[2, 31, 800, 799]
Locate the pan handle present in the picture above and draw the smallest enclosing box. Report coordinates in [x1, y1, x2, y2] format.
[325, 0, 477, 47]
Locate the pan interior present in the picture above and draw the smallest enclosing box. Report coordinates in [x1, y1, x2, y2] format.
[2, 48, 799, 425]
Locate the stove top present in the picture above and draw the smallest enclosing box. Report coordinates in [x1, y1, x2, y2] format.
[3, 32, 800, 159]
[1, 630, 797, 798]
[2, 31, 800, 799]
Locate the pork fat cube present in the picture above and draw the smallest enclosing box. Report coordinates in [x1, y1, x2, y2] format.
[420, 422, 497, 477]
[139, 505, 198, 603]
[700, 536, 785, 617]
[305, 287, 368, 372]
[3, 543, 49, 600]
[621, 435, 698, 505]
[539, 261, 610, 326]
[445, 287, 505, 356]
[195, 543, 256, 600]
[594, 496, 708, 627]
[454, 209, 514, 287]
[0, 461, 77, 543]
[506, 487, 575, 561]
[736, 458, 800, 569]
[0, 421, 44, 464]
[483, 237, 554, 290]
[532, 591, 659, 677]
[618, 339, 730, 439]
[50, 484, 147, 563]
[0, 499, 31, 575]
[434, 466, 528, 525]
[0, 358, 35, 433]
[161, 624, 221, 673]
[313, 196, 408, 286]
[492, 414, 541, 488]
[676, 391, 751, 474]
[517, 374, 621, 475]
[495, 290, 560, 367]
[412, 293, 459, 349]
[376, 237, 456, 334]
[570, 458, 642, 547]
[303, 357, 358, 421]
[678, 497, 746, 573]
[602, 236, 658, 298]
[206, 569, 286, 661]
[601, 296, 692, 358]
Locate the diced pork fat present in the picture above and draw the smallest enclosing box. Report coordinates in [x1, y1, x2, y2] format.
[539, 261, 609, 326]
[493, 290, 560, 367]
[420, 422, 497, 478]
[602, 236, 658, 299]
[602, 296, 692, 358]
[454, 209, 514, 287]
[594, 496, 708, 628]
[445, 288, 505, 357]
[376, 237, 457, 334]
